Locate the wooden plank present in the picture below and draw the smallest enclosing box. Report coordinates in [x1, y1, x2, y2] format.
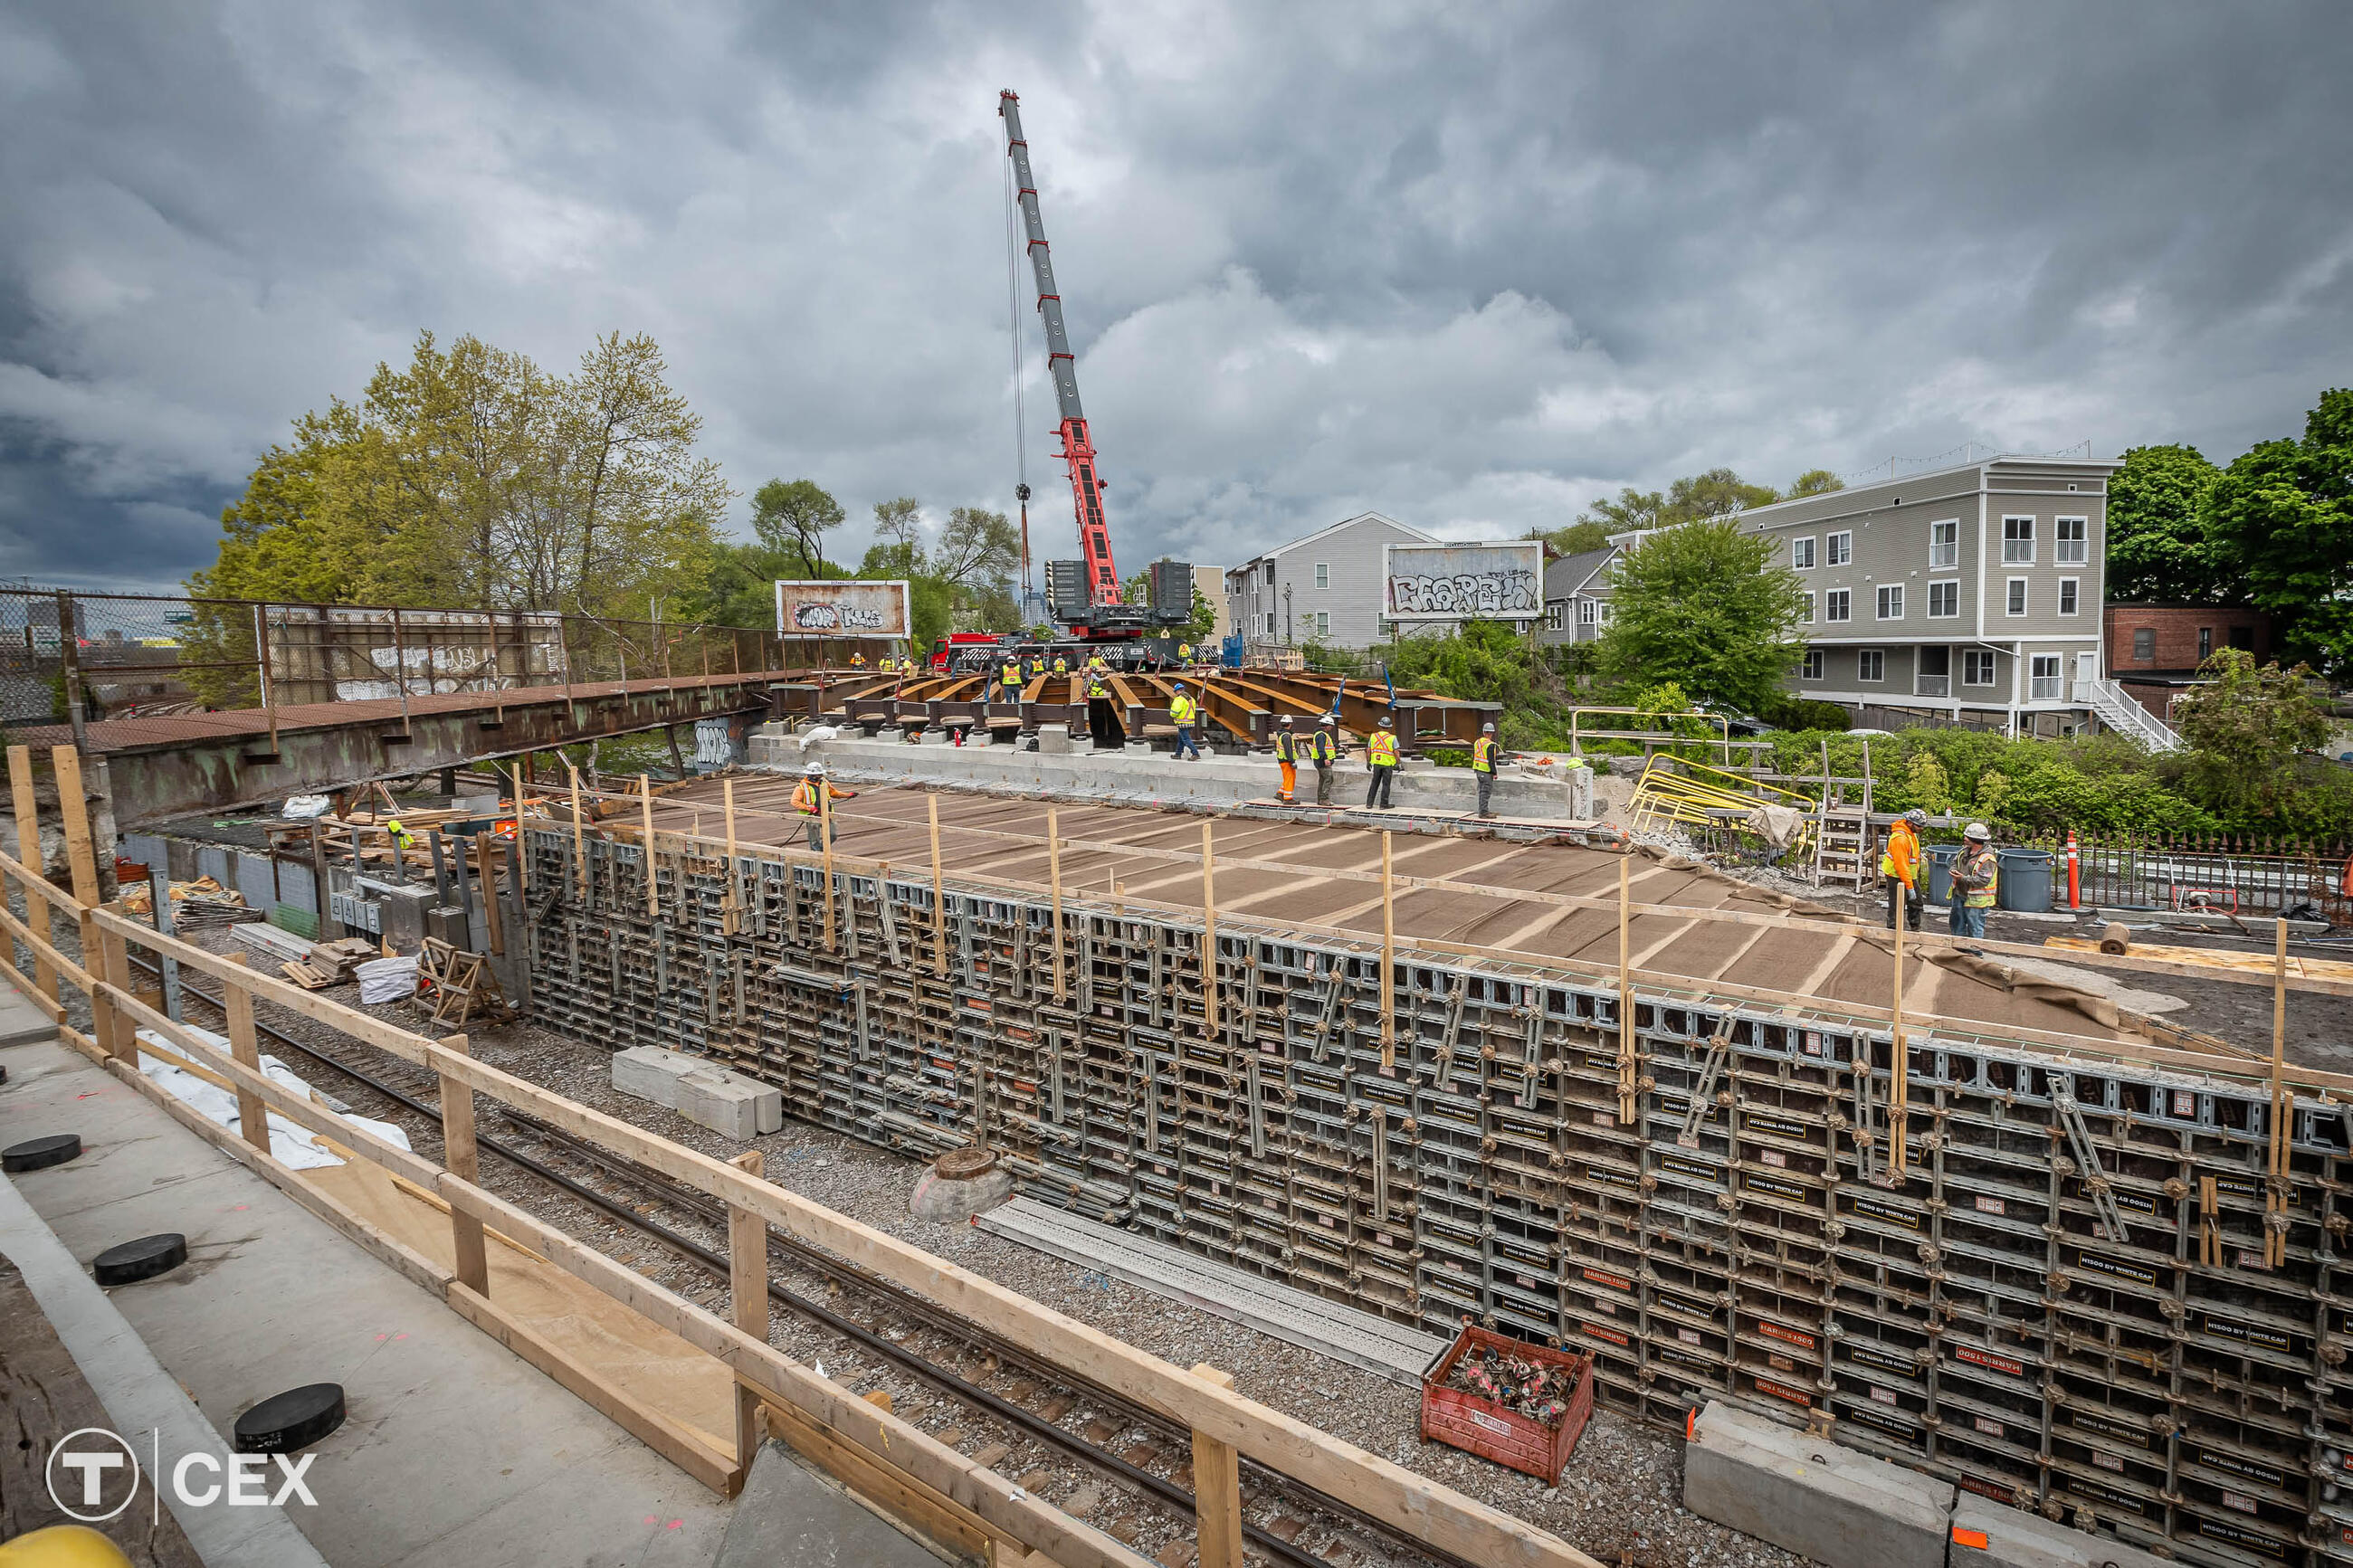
[640, 774, 660, 922]
[1049, 805, 1064, 1002]
[929, 794, 946, 977]
[760, 1393, 999, 1561]
[438, 1034, 490, 1296]
[446, 1282, 738, 1497]
[729, 1148, 767, 1475]
[52, 746, 116, 1059]
[1379, 832, 1394, 1070]
[2043, 935, 2353, 984]
[1201, 822, 1217, 1042]
[223, 955, 270, 1155]
[6, 744, 56, 1003]
[1189, 1364, 1243, 1568]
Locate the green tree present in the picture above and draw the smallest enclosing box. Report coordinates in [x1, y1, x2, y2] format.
[2204, 389, 2353, 672]
[1665, 468, 1779, 521]
[2107, 443, 2227, 603]
[750, 479, 847, 577]
[1784, 469, 1844, 499]
[1593, 518, 1805, 711]
[2170, 650, 2332, 820]
[1525, 518, 1613, 556]
[872, 496, 922, 557]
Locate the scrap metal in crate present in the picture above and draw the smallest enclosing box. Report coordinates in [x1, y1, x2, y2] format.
[520, 818, 2353, 1568]
[1422, 1323, 1596, 1481]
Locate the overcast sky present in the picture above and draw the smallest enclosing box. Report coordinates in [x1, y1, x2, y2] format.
[3, 2, 2349, 595]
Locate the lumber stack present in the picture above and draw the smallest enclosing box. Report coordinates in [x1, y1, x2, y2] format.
[233, 924, 382, 990]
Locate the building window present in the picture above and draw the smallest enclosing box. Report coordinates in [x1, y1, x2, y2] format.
[1801, 649, 1824, 680]
[1824, 589, 1852, 622]
[1963, 650, 1997, 687]
[1826, 531, 1853, 566]
[2005, 578, 2027, 616]
[1876, 584, 1904, 620]
[1313, 563, 1329, 589]
[2197, 626, 2212, 660]
[1264, 612, 1276, 635]
[1929, 519, 1958, 568]
[1545, 602, 1565, 632]
[1858, 649, 1885, 682]
[2130, 627, 2155, 660]
[1918, 646, 1951, 698]
[2003, 517, 2034, 564]
[1577, 598, 1597, 630]
[2054, 518, 2087, 565]
[1928, 580, 1958, 618]
[1314, 611, 1329, 637]
[1265, 561, 1276, 585]
[1797, 592, 1815, 624]
[2058, 578, 2079, 616]
[2030, 653, 2062, 701]
[1792, 537, 1816, 570]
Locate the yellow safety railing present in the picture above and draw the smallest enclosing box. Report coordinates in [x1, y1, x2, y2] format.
[1625, 754, 1823, 858]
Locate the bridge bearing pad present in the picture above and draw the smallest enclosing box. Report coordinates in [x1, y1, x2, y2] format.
[93, 1232, 188, 1287]
[234, 1383, 348, 1454]
[3, 1133, 81, 1173]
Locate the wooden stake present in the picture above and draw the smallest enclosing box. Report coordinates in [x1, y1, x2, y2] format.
[729, 1148, 769, 1471]
[2268, 917, 2290, 1268]
[7, 745, 56, 1003]
[475, 834, 505, 958]
[1201, 822, 1217, 1041]
[437, 1033, 490, 1295]
[1890, 889, 1907, 1181]
[1379, 831, 1395, 1071]
[565, 760, 589, 900]
[510, 765, 529, 894]
[224, 955, 269, 1154]
[1048, 806, 1064, 1003]
[820, 781, 837, 954]
[52, 746, 116, 1059]
[1617, 855, 1634, 1122]
[722, 776, 740, 936]
[929, 794, 946, 977]
[640, 774, 659, 923]
[1189, 1364, 1243, 1568]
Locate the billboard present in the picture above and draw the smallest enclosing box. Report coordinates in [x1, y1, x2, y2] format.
[774, 579, 910, 638]
[1381, 542, 1545, 624]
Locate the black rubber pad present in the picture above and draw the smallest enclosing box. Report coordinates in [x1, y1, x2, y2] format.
[93, 1232, 188, 1287]
[234, 1383, 347, 1454]
[2, 1133, 81, 1173]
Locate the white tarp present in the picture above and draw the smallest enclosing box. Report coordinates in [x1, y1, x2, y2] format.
[356, 955, 419, 1004]
[134, 1025, 413, 1171]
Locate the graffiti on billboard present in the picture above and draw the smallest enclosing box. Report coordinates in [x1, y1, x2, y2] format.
[1382, 543, 1544, 621]
[773, 580, 910, 638]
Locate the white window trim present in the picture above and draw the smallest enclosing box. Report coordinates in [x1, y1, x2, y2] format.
[1857, 648, 1886, 683]
[1928, 580, 1958, 619]
[2002, 515, 2036, 566]
[1313, 562, 1330, 589]
[1826, 530, 1853, 567]
[1798, 592, 1815, 624]
[1929, 518, 1960, 571]
[2057, 576, 2081, 617]
[2029, 653, 2063, 702]
[2053, 517, 2089, 566]
[1962, 650, 1998, 688]
[1876, 584, 1904, 621]
[1792, 537, 1817, 571]
[2005, 576, 2029, 617]
[1824, 588, 1852, 623]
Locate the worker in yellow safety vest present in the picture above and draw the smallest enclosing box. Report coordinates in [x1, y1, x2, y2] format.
[1028, 653, 1045, 679]
[1948, 821, 1998, 938]
[1880, 808, 1927, 930]
[1053, 654, 1068, 677]
[1169, 682, 1201, 760]
[1472, 722, 1500, 818]
[1272, 717, 1298, 803]
[1310, 716, 1338, 805]
[791, 762, 857, 852]
[1365, 716, 1398, 808]
[997, 656, 1022, 709]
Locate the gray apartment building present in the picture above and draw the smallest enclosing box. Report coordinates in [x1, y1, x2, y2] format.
[1733, 454, 2123, 733]
[1224, 512, 1436, 651]
[1538, 546, 1618, 646]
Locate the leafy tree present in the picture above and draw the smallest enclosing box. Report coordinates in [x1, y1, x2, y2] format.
[1784, 470, 1844, 499]
[1593, 518, 1805, 711]
[1525, 518, 1613, 556]
[2170, 650, 2332, 820]
[750, 479, 847, 577]
[2106, 443, 2227, 603]
[2204, 389, 2353, 673]
[872, 496, 922, 556]
[1665, 468, 1779, 521]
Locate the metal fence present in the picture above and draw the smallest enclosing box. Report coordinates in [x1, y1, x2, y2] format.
[2026, 828, 2353, 926]
[0, 587, 882, 737]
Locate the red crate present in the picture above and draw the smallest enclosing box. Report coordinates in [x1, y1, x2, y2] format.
[1420, 1323, 1596, 1482]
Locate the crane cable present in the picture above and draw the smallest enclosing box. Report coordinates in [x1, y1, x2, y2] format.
[1003, 138, 1033, 612]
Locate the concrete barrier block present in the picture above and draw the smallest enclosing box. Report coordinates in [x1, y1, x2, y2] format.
[612, 1046, 699, 1107]
[1683, 1403, 1952, 1568]
[1948, 1496, 2176, 1568]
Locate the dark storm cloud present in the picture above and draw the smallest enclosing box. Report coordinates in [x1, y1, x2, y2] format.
[2, 0, 2348, 593]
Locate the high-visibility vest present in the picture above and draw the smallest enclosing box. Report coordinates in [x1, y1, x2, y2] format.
[1178, 645, 1192, 660]
[1029, 658, 1044, 676]
[1053, 658, 1068, 675]
[1368, 731, 1398, 766]
[1310, 730, 1335, 764]
[1170, 695, 1196, 727]
[1958, 845, 1999, 907]
[1879, 821, 1921, 886]
[1001, 661, 1020, 686]
[792, 781, 819, 816]
[1273, 730, 1295, 762]
[1472, 736, 1498, 774]
[1088, 679, 1108, 698]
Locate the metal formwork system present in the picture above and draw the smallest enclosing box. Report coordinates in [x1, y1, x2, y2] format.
[521, 822, 2353, 1568]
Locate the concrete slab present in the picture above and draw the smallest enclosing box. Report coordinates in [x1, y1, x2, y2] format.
[1682, 1402, 1953, 1568]
[0, 974, 61, 1049]
[614, 1045, 783, 1140]
[714, 1439, 946, 1568]
[0, 1040, 733, 1568]
[1948, 1495, 2177, 1568]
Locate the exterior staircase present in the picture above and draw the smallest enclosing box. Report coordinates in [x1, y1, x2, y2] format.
[2081, 679, 2182, 753]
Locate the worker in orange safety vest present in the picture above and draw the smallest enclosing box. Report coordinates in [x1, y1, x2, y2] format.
[1880, 807, 1927, 930]
[1272, 717, 1298, 803]
[791, 762, 856, 852]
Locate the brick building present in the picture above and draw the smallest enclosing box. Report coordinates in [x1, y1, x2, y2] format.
[2103, 602, 2273, 718]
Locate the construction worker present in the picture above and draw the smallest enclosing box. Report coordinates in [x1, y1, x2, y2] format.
[1028, 652, 1046, 679]
[1948, 822, 1998, 938]
[792, 762, 856, 852]
[1053, 653, 1069, 677]
[385, 817, 414, 859]
[1169, 682, 1201, 760]
[1310, 716, 1338, 805]
[1176, 641, 1193, 668]
[1472, 722, 1500, 818]
[1881, 808, 1928, 930]
[997, 654, 1022, 709]
[1365, 716, 1398, 808]
[1086, 651, 1110, 679]
[850, 651, 866, 669]
[1272, 717, 1298, 803]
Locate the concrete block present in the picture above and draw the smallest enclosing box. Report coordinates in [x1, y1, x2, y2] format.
[613, 1047, 780, 1139]
[1683, 1402, 1953, 1568]
[612, 1044, 698, 1105]
[1035, 724, 1075, 755]
[1948, 1496, 2176, 1568]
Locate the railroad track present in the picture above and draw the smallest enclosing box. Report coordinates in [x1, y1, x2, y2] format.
[137, 958, 1475, 1568]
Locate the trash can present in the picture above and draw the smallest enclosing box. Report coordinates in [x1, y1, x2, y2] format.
[1996, 848, 2053, 913]
[1925, 845, 1959, 907]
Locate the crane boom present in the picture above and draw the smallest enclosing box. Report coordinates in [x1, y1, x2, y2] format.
[999, 90, 1122, 612]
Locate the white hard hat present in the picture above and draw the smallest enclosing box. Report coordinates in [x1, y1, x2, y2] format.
[1964, 821, 1990, 841]
[805, 761, 826, 777]
[1280, 715, 1293, 725]
[1481, 722, 1495, 733]
[1319, 715, 1335, 725]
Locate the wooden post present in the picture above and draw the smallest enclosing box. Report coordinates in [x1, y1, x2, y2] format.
[1200, 822, 1217, 1041]
[567, 761, 589, 900]
[1188, 1363, 1243, 1568]
[510, 765, 529, 895]
[722, 776, 740, 936]
[820, 781, 837, 954]
[1379, 831, 1396, 1072]
[224, 955, 269, 1154]
[437, 1034, 489, 1295]
[52, 746, 118, 1057]
[475, 834, 505, 957]
[252, 603, 280, 756]
[639, 774, 659, 923]
[1048, 806, 1064, 1003]
[729, 1148, 769, 1474]
[929, 794, 946, 978]
[1617, 855, 1635, 1122]
[309, 821, 341, 940]
[1889, 889, 1907, 1181]
[2268, 917, 2290, 1268]
[7, 745, 56, 1003]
